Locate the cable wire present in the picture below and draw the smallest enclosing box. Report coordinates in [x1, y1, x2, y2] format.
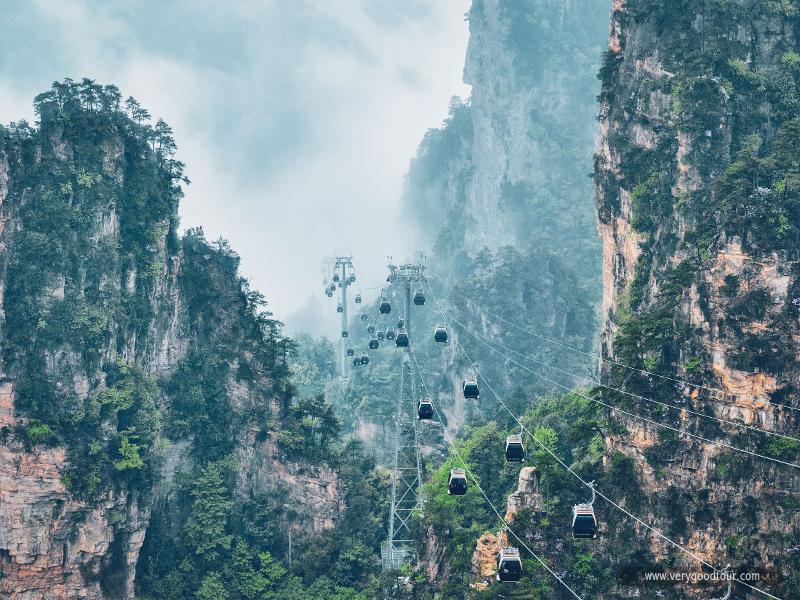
[444, 309, 800, 470]
[439, 307, 800, 444]
[427, 272, 800, 415]
[408, 348, 584, 600]
[424, 281, 784, 600]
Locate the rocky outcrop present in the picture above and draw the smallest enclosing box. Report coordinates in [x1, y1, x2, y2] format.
[470, 467, 544, 590]
[0, 93, 341, 598]
[595, 1, 800, 596]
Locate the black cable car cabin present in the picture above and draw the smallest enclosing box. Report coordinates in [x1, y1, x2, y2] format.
[434, 324, 448, 343]
[360, 354, 370, 365]
[337, 303, 343, 313]
[448, 469, 467, 495]
[332, 273, 340, 283]
[326, 290, 333, 298]
[377, 330, 385, 341]
[360, 313, 368, 321]
[504, 435, 525, 462]
[346, 348, 355, 357]
[352, 356, 360, 366]
[397, 318, 404, 329]
[341, 330, 349, 338]
[379, 298, 391, 314]
[386, 328, 396, 340]
[367, 324, 375, 334]
[572, 481, 597, 539]
[350, 274, 356, 283]
[463, 377, 479, 399]
[413, 289, 425, 305]
[395, 331, 409, 347]
[355, 293, 362, 304]
[572, 504, 597, 539]
[417, 399, 434, 420]
[496, 548, 522, 582]
[369, 337, 379, 349]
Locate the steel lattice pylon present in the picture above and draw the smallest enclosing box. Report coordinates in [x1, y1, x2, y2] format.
[381, 262, 425, 571]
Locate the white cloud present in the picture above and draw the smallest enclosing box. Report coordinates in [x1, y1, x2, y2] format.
[0, 0, 471, 336]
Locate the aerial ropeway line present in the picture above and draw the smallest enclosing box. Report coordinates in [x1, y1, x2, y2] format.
[325, 258, 780, 598]
[428, 272, 800, 415]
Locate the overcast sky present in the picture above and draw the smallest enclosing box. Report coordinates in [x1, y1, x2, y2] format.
[0, 0, 471, 335]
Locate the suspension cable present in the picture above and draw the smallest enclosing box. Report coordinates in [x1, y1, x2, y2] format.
[439, 306, 800, 444]
[445, 309, 800, 470]
[408, 348, 584, 600]
[424, 282, 783, 600]
[427, 272, 800, 414]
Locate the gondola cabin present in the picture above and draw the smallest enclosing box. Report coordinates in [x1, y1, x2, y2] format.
[463, 377, 479, 399]
[397, 318, 404, 329]
[377, 330, 385, 341]
[332, 273, 340, 283]
[434, 324, 448, 343]
[448, 469, 467, 495]
[360, 313, 368, 321]
[386, 328, 396, 340]
[352, 356, 360, 366]
[355, 293, 362, 304]
[341, 330, 349, 338]
[496, 548, 522, 582]
[369, 337, 379, 349]
[504, 435, 525, 462]
[413, 289, 425, 305]
[360, 354, 370, 365]
[417, 399, 434, 420]
[379, 298, 391, 314]
[337, 303, 343, 313]
[346, 348, 355, 357]
[367, 324, 375, 334]
[572, 504, 597, 539]
[395, 331, 409, 347]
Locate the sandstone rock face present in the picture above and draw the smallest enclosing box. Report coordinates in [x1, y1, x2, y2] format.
[595, 1, 800, 596]
[470, 466, 543, 590]
[0, 116, 341, 598]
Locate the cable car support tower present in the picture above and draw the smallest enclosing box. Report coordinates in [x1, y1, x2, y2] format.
[381, 261, 426, 570]
[332, 256, 355, 380]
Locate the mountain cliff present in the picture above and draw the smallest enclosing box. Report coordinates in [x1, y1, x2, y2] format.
[596, 0, 800, 596]
[0, 81, 346, 599]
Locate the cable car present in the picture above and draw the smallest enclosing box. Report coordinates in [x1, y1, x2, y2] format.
[360, 313, 368, 321]
[379, 298, 391, 314]
[434, 324, 448, 343]
[463, 377, 479, 399]
[352, 356, 360, 366]
[504, 434, 525, 462]
[360, 354, 370, 365]
[333, 273, 340, 283]
[346, 348, 355, 357]
[377, 330, 385, 341]
[572, 482, 597, 539]
[355, 293, 362, 304]
[367, 324, 375, 335]
[337, 303, 343, 313]
[413, 289, 425, 305]
[350, 274, 356, 283]
[448, 469, 467, 495]
[417, 399, 434, 420]
[395, 331, 409, 347]
[497, 547, 522, 582]
[342, 330, 348, 338]
[326, 290, 333, 298]
[369, 337, 379, 350]
[386, 328, 396, 340]
[397, 318, 404, 329]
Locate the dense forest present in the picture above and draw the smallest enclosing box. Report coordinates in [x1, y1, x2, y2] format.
[1, 0, 800, 599]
